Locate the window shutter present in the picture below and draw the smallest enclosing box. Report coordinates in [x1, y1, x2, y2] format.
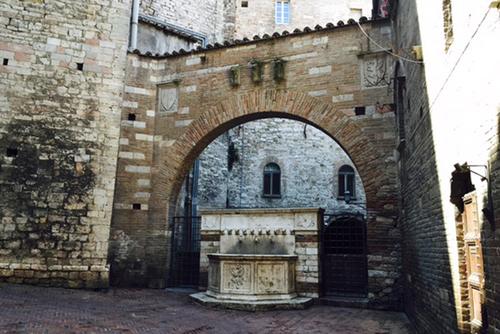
[339, 174, 345, 196]
[347, 174, 355, 196]
[264, 173, 271, 195]
[275, 1, 282, 24]
[272, 172, 281, 195]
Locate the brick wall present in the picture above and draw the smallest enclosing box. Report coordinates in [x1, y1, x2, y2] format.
[0, 1, 131, 288]
[110, 19, 402, 308]
[394, 0, 500, 332]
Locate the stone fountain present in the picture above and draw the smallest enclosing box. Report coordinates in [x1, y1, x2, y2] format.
[190, 208, 322, 311]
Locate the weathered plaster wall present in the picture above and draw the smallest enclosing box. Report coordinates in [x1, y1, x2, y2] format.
[112, 20, 401, 309]
[394, 0, 500, 332]
[194, 118, 365, 215]
[0, 1, 131, 287]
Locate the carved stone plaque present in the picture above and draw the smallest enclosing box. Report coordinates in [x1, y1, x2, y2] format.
[256, 263, 285, 294]
[294, 213, 316, 230]
[361, 54, 391, 89]
[158, 86, 178, 113]
[222, 262, 252, 293]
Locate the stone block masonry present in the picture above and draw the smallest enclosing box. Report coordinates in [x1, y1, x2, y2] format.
[192, 118, 366, 216]
[0, 1, 131, 288]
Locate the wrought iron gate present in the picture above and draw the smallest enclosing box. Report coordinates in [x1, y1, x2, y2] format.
[322, 214, 368, 296]
[169, 216, 201, 287]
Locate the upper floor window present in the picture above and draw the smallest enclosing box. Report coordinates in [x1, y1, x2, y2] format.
[338, 165, 355, 199]
[275, 0, 290, 25]
[263, 163, 281, 197]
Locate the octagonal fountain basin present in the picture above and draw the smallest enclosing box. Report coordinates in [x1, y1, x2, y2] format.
[190, 254, 313, 311]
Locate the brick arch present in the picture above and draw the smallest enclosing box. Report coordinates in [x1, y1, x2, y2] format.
[151, 89, 390, 215]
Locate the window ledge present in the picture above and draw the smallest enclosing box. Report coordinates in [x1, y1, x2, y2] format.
[263, 194, 281, 199]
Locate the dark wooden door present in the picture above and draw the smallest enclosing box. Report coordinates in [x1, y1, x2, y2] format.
[462, 192, 485, 330]
[322, 216, 367, 296]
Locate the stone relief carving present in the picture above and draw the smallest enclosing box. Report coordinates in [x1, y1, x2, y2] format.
[361, 54, 391, 89]
[221, 262, 252, 292]
[228, 264, 245, 290]
[158, 86, 178, 113]
[256, 264, 284, 293]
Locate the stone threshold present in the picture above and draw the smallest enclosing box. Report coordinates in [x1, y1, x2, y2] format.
[319, 295, 369, 309]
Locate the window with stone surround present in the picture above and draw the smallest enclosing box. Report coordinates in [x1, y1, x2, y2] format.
[338, 165, 355, 199]
[442, 0, 454, 51]
[263, 163, 281, 197]
[275, 0, 290, 25]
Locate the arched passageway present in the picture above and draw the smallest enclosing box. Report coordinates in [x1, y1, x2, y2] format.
[133, 89, 400, 307]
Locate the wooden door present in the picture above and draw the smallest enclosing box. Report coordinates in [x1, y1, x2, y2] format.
[462, 192, 485, 330]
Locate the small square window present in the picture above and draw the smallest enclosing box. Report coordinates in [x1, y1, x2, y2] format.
[3, 58, 8, 66]
[132, 203, 141, 210]
[349, 8, 362, 19]
[355, 107, 366, 116]
[128, 113, 136, 121]
[76, 63, 84, 71]
[241, 1, 248, 7]
[6, 147, 18, 157]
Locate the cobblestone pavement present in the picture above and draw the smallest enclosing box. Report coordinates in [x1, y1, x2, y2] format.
[0, 283, 413, 334]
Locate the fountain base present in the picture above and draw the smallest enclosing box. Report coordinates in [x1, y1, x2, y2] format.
[190, 292, 313, 311]
[190, 253, 313, 311]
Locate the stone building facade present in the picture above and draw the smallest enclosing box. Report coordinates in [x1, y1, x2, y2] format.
[180, 118, 365, 216]
[232, 0, 372, 40]
[138, 0, 373, 45]
[392, 0, 500, 333]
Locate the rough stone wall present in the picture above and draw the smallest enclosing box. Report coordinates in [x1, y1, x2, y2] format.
[195, 118, 366, 215]
[112, 20, 401, 309]
[394, 0, 500, 333]
[234, 0, 372, 39]
[0, 1, 131, 288]
[140, 0, 228, 42]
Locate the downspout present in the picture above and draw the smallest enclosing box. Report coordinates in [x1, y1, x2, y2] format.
[130, 0, 140, 50]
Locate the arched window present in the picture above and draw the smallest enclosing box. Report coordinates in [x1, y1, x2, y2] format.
[263, 163, 281, 197]
[338, 165, 355, 199]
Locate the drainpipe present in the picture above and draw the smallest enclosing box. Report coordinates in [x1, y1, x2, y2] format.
[130, 0, 140, 50]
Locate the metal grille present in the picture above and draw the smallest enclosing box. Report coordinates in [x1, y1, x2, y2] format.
[322, 214, 367, 296]
[169, 216, 201, 287]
